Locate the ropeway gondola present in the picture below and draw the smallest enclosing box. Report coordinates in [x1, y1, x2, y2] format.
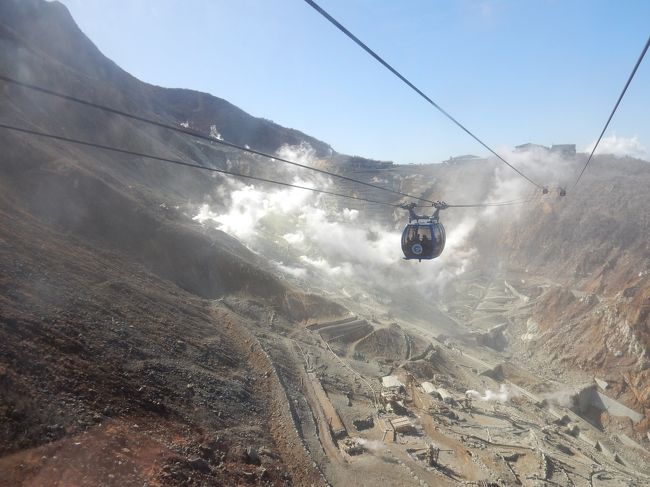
[400, 202, 447, 262]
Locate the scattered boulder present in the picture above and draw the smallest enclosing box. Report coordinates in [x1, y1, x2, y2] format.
[594, 377, 609, 390]
[187, 456, 211, 474]
[245, 446, 261, 465]
[553, 414, 571, 426]
[564, 423, 580, 437]
[199, 444, 215, 459]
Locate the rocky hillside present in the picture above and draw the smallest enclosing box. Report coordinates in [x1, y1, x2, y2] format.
[0, 0, 333, 158]
[1, 1, 345, 484]
[504, 155, 650, 429]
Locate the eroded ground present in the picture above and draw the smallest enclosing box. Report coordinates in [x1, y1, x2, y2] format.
[224, 274, 650, 487]
[3, 207, 649, 486]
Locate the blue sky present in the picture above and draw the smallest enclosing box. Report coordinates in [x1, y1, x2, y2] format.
[57, 0, 649, 164]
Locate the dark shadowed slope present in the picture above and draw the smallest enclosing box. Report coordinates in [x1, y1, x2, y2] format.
[0, 1, 345, 484]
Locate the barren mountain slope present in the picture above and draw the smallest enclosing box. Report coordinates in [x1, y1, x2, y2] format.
[430, 154, 650, 434]
[504, 157, 650, 426]
[0, 202, 328, 486]
[1, 1, 345, 484]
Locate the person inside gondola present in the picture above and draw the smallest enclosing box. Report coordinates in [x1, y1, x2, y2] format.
[420, 233, 431, 254]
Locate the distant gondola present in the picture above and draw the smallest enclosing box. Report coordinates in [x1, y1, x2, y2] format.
[400, 202, 446, 262]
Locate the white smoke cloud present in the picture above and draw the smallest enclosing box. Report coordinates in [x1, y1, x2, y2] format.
[299, 255, 354, 277]
[282, 232, 304, 245]
[341, 208, 359, 221]
[192, 177, 317, 241]
[495, 145, 577, 193]
[584, 134, 647, 158]
[296, 206, 398, 268]
[274, 262, 307, 279]
[191, 143, 547, 320]
[466, 384, 514, 403]
[539, 388, 578, 408]
[417, 216, 478, 288]
[192, 165, 401, 294]
[276, 141, 319, 170]
[356, 438, 385, 452]
[209, 125, 223, 140]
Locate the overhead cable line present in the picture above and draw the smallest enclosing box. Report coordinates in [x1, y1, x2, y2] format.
[572, 34, 650, 190]
[447, 200, 531, 208]
[415, 199, 531, 210]
[0, 122, 531, 210]
[304, 0, 545, 191]
[0, 123, 403, 208]
[0, 74, 437, 205]
[0, 74, 526, 207]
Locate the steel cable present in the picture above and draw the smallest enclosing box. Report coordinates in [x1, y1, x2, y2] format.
[572, 34, 650, 190]
[0, 74, 438, 205]
[0, 122, 532, 210]
[0, 123, 402, 208]
[304, 0, 545, 190]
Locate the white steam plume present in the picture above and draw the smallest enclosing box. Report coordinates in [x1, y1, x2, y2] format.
[191, 143, 569, 321]
[466, 384, 514, 403]
[356, 438, 385, 452]
[583, 134, 647, 159]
